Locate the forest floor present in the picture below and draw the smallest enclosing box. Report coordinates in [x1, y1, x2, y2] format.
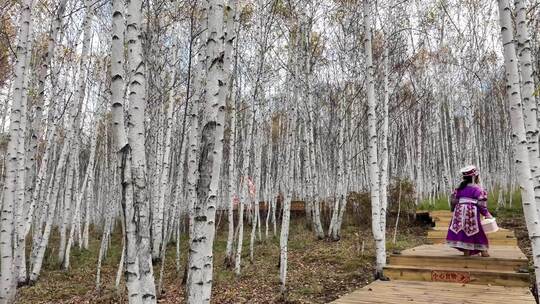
[496, 205, 534, 274]
[17, 216, 426, 304]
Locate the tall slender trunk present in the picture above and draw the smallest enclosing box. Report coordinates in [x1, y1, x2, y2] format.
[514, 0, 540, 210]
[363, 0, 385, 279]
[186, 1, 226, 302]
[225, 88, 237, 267]
[126, 0, 156, 298]
[235, 110, 253, 275]
[279, 106, 295, 296]
[379, 46, 390, 246]
[249, 130, 263, 261]
[62, 0, 94, 269]
[498, 0, 540, 295]
[308, 113, 324, 239]
[224, 0, 238, 267]
[14, 40, 32, 284]
[65, 130, 97, 269]
[153, 72, 176, 260]
[329, 102, 346, 241]
[29, 156, 63, 283]
[280, 21, 299, 296]
[0, 0, 33, 300]
[184, 6, 205, 286]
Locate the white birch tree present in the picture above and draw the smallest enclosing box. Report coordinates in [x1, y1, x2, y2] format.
[497, 0, 540, 294]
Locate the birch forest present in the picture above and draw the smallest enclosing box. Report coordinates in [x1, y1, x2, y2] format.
[1, 0, 540, 303]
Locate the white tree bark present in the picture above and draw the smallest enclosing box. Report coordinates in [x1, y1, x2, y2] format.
[307, 112, 324, 239]
[379, 46, 390, 248]
[279, 23, 299, 295]
[235, 111, 253, 275]
[514, 0, 540, 210]
[279, 109, 295, 296]
[29, 157, 63, 283]
[364, 0, 385, 278]
[13, 38, 32, 284]
[1, 0, 33, 299]
[224, 37, 237, 267]
[186, 0, 226, 302]
[249, 126, 263, 261]
[63, 0, 94, 269]
[58, 155, 75, 264]
[498, 0, 540, 294]
[65, 131, 97, 269]
[126, 0, 156, 298]
[153, 76, 175, 260]
[184, 8, 205, 287]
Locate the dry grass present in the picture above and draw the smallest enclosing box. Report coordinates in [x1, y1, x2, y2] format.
[17, 218, 426, 303]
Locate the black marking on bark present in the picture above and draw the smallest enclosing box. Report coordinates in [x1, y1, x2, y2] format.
[194, 215, 208, 222]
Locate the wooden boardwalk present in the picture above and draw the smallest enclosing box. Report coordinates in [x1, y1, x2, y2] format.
[332, 280, 535, 304]
[332, 211, 536, 303]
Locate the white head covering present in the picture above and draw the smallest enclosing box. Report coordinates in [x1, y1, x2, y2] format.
[460, 165, 479, 177]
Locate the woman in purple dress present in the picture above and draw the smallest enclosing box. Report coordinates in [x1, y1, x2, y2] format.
[446, 165, 493, 257]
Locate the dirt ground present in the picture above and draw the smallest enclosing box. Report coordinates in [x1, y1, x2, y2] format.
[17, 217, 426, 303]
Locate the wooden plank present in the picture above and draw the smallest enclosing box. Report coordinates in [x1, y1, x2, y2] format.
[427, 229, 515, 239]
[389, 251, 526, 271]
[334, 214, 532, 303]
[398, 244, 527, 261]
[331, 280, 535, 304]
[427, 236, 518, 246]
[384, 265, 530, 287]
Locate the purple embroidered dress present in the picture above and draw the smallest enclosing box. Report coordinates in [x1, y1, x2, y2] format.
[446, 184, 491, 254]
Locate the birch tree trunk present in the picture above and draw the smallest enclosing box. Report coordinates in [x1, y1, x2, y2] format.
[186, 0, 226, 302]
[498, 0, 540, 294]
[328, 106, 346, 241]
[514, 0, 540, 209]
[65, 131, 97, 269]
[363, 0, 385, 279]
[308, 113, 324, 239]
[153, 77, 175, 260]
[379, 47, 390, 248]
[250, 127, 263, 261]
[29, 135, 70, 283]
[13, 42, 32, 285]
[58, 157, 75, 264]
[279, 21, 299, 295]
[223, 0, 238, 268]
[279, 107, 295, 296]
[110, 0, 155, 300]
[225, 84, 236, 268]
[184, 7, 205, 286]
[1, 0, 33, 300]
[63, 0, 94, 269]
[126, 0, 156, 298]
[235, 109, 253, 275]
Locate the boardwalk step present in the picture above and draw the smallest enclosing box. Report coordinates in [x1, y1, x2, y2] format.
[390, 244, 527, 271]
[432, 215, 453, 221]
[427, 236, 518, 246]
[427, 227, 515, 239]
[332, 211, 534, 302]
[428, 210, 452, 216]
[331, 280, 535, 303]
[384, 265, 530, 287]
[389, 253, 526, 272]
